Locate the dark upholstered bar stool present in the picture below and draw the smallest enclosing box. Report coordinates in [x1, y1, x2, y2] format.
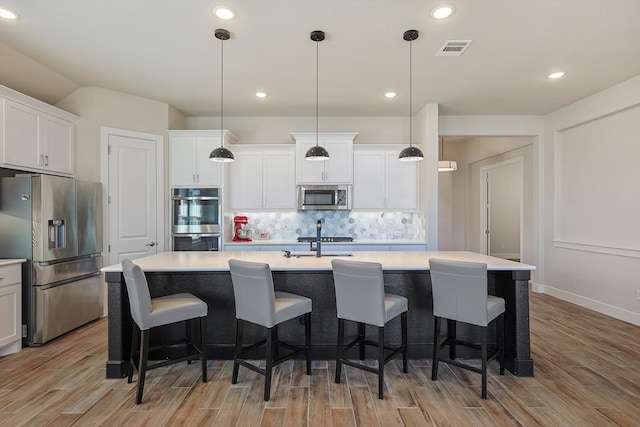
[121, 259, 208, 404]
[331, 259, 408, 400]
[429, 258, 505, 399]
[228, 259, 312, 401]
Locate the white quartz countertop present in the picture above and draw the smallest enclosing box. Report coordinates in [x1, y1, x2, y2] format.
[102, 251, 535, 273]
[223, 239, 426, 245]
[0, 259, 26, 267]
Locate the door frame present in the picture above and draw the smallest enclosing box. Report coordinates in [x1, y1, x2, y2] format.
[480, 156, 524, 259]
[99, 126, 165, 266]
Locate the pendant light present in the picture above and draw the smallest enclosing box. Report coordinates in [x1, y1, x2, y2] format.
[209, 28, 234, 163]
[305, 30, 330, 161]
[438, 137, 457, 171]
[398, 29, 424, 162]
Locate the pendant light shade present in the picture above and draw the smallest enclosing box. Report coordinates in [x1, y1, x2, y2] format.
[399, 145, 424, 161]
[305, 30, 330, 161]
[209, 28, 234, 163]
[398, 29, 424, 162]
[438, 137, 457, 171]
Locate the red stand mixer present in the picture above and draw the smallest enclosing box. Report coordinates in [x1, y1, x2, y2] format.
[232, 215, 252, 242]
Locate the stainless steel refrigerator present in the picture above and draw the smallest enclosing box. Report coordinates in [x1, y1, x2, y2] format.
[0, 174, 103, 345]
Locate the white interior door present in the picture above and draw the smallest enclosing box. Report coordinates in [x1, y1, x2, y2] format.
[101, 127, 164, 266]
[481, 159, 523, 260]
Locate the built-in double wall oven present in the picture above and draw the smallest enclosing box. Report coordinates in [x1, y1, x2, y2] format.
[171, 188, 221, 251]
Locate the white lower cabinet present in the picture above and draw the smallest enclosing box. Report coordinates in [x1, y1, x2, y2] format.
[0, 263, 22, 356]
[227, 146, 296, 211]
[353, 147, 418, 211]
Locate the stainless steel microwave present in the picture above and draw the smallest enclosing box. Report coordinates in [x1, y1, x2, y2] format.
[297, 185, 351, 211]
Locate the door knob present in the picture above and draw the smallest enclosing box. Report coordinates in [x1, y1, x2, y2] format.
[146, 242, 156, 247]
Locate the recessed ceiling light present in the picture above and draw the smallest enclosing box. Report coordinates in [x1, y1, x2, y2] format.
[384, 92, 397, 98]
[0, 8, 19, 20]
[213, 6, 235, 20]
[255, 92, 268, 98]
[431, 5, 455, 19]
[547, 71, 566, 79]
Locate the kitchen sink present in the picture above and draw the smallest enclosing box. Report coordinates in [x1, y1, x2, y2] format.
[283, 250, 352, 258]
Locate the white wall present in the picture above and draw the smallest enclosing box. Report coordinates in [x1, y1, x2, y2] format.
[488, 162, 522, 259]
[186, 116, 409, 145]
[543, 75, 640, 325]
[56, 86, 182, 182]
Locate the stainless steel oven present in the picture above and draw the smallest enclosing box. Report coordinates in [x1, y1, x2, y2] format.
[171, 188, 221, 251]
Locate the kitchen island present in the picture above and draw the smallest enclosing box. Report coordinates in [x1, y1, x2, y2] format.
[103, 251, 535, 379]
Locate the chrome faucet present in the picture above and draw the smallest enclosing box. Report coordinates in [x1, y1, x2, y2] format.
[315, 219, 322, 257]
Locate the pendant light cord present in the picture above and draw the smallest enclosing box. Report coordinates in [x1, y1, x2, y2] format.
[220, 37, 225, 146]
[315, 38, 319, 148]
[409, 38, 413, 148]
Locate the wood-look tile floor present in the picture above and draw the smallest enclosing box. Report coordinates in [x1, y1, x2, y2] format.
[2, 291, 640, 426]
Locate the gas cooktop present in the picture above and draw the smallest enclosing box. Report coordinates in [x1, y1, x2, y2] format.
[297, 236, 354, 243]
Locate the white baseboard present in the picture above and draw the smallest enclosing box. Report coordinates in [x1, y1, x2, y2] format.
[534, 284, 640, 327]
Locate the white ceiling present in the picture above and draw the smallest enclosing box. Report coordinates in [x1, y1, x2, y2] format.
[1, 0, 639, 117]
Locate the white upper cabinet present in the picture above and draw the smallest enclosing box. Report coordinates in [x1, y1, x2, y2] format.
[168, 130, 237, 187]
[353, 146, 418, 211]
[1, 86, 76, 176]
[226, 146, 296, 211]
[292, 132, 357, 184]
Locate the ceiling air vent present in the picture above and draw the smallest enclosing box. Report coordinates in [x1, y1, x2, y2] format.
[436, 40, 472, 57]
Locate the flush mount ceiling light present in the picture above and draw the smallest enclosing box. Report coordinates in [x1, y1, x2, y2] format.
[547, 71, 566, 79]
[438, 137, 457, 172]
[0, 8, 18, 20]
[213, 6, 235, 20]
[431, 5, 455, 19]
[209, 28, 235, 163]
[384, 91, 397, 98]
[305, 30, 330, 162]
[399, 30, 424, 162]
[255, 91, 268, 98]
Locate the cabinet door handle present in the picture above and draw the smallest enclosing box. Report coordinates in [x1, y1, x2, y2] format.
[193, 174, 196, 183]
[45, 155, 49, 166]
[40, 155, 44, 165]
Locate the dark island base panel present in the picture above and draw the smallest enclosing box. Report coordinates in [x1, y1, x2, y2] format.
[105, 270, 533, 379]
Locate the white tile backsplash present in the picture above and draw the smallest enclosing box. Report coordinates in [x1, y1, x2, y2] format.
[226, 211, 425, 241]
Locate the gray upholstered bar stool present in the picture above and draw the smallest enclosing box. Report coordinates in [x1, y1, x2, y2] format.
[429, 258, 505, 399]
[121, 259, 208, 404]
[331, 259, 408, 400]
[228, 259, 312, 401]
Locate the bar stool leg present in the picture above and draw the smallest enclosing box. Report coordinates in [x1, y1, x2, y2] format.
[186, 319, 192, 364]
[136, 329, 150, 405]
[431, 316, 440, 381]
[401, 311, 408, 373]
[497, 314, 505, 375]
[481, 326, 488, 399]
[264, 327, 274, 401]
[358, 322, 365, 360]
[335, 318, 345, 383]
[448, 319, 457, 359]
[232, 319, 243, 384]
[305, 313, 312, 375]
[128, 323, 139, 384]
[377, 326, 385, 399]
[200, 316, 207, 382]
